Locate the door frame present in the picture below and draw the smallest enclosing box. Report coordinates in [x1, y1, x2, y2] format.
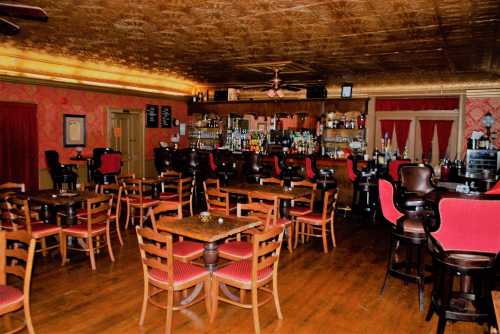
[106, 108, 144, 177]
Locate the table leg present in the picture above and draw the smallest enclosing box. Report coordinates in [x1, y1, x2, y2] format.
[204, 242, 218, 272]
[40, 204, 51, 224]
[65, 205, 77, 225]
[280, 198, 290, 218]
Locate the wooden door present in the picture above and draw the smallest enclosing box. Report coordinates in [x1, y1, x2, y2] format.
[109, 110, 144, 177]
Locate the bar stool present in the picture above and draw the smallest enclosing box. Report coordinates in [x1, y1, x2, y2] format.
[426, 198, 500, 334]
[378, 178, 431, 312]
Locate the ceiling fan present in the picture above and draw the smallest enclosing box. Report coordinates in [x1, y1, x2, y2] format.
[241, 68, 307, 98]
[0, 2, 48, 35]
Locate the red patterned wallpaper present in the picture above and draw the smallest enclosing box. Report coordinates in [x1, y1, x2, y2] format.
[464, 97, 500, 151]
[0, 82, 189, 168]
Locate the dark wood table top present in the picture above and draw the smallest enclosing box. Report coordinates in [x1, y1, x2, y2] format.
[221, 183, 310, 200]
[494, 291, 500, 329]
[157, 214, 261, 243]
[29, 190, 101, 206]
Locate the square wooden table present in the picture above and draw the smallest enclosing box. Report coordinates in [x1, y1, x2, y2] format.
[157, 214, 261, 272]
[221, 183, 311, 216]
[30, 190, 101, 225]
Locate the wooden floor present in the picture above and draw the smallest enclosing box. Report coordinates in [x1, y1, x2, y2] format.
[14, 215, 492, 333]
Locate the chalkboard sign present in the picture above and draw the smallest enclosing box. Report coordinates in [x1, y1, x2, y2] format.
[160, 105, 172, 128]
[145, 104, 159, 128]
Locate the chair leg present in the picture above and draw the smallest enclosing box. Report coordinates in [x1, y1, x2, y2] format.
[210, 279, 219, 322]
[115, 217, 124, 246]
[287, 225, 293, 254]
[125, 204, 131, 230]
[294, 221, 300, 249]
[61, 233, 68, 266]
[380, 234, 396, 295]
[88, 236, 96, 270]
[139, 280, 149, 326]
[239, 289, 246, 303]
[204, 278, 212, 319]
[165, 289, 174, 334]
[24, 297, 35, 334]
[321, 225, 328, 254]
[106, 225, 115, 262]
[416, 244, 425, 312]
[40, 237, 48, 257]
[251, 287, 261, 334]
[139, 207, 144, 228]
[273, 277, 283, 320]
[330, 220, 336, 248]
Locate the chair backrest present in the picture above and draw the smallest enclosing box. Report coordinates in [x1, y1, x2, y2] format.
[0, 182, 25, 193]
[0, 230, 36, 302]
[291, 180, 316, 211]
[45, 150, 61, 170]
[273, 156, 281, 176]
[149, 201, 182, 231]
[136, 227, 174, 287]
[117, 173, 136, 184]
[98, 153, 122, 174]
[305, 157, 315, 179]
[400, 163, 434, 194]
[205, 188, 230, 215]
[237, 202, 275, 231]
[85, 195, 111, 232]
[251, 226, 284, 286]
[0, 196, 33, 234]
[178, 177, 194, 204]
[98, 184, 123, 217]
[247, 191, 279, 227]
[123, 179, 143, 201]
[346, 157, 357, 183]
[320, 189, 338, 222]
[378, 178, 404, 225]
[387, 159, 411, 182]
[433, 198, 500, 253]
[203, 178, 220, 193]
[161, 170, 181, 179]
[260, 177, 283, 186]
[485, 180, 500, 195]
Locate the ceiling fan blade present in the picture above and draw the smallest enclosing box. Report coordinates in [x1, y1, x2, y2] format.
[0, 17, 20, 35]
[240, 84, 269, 89]
[0, 3, 48, 21]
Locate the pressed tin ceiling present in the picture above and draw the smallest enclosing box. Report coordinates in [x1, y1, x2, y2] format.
[0, 0, 500, 88]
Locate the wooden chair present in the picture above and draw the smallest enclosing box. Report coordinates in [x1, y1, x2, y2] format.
[205, 188, 235, 216]
[2, 196, 62, 257]
[0, 230, 36, 334]
[203, 178, 220, 193]
[259, 177, 283, 187]
[218, 202, 275, 262]
[149, 201, 204, 263]
[159, 177, 194, 217]
[61, 194, 115, 270]
[136, 227, 211, 334]
[295, 189, 337, 253]
[97, 183, 124, 246]
[211, 226, 285, 334]
[289, 180, 316, 248]
[123, 179, 160, 229]
[117, 173, 136, 183]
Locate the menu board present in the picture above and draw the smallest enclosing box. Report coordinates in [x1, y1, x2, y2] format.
[160, 105, 172, 128]
[145, 104, 159, 128]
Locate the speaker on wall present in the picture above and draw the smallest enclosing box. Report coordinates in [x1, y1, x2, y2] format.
[306, 85, 327, 99]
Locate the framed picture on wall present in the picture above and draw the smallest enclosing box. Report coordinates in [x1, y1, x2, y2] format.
[63, 114, 86, 147]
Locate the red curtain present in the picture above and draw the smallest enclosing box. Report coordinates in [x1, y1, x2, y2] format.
[380, 120, 395, 139]
[0, 102, 38, 191]
[436, 120, 453, 159]
[376, 97, 459, 111]
[394, 120, 411, 154]
[419, 120, 436, 161]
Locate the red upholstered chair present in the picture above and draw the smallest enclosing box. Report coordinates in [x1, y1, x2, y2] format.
[0, 230, 36, 334]
[426, 198, 500, 334]
[485, 180, 500, 194]
[123, 179, 160, 229]
[149, 201, 204, 263]
[96, 183, 124, 246]
[210, 226, 285, 334]
[295, 188, 337, 253]
[209, 152, 218, 173]
[387, 159, 410, 182]
[305, 157, 316, 180]
[205, 188, 236, 216]
[136, 227, 211, 334]
[378, 178, 429, 312]
[159, 177, 194, 217]
[273, 155, 282, 178]
[346, 156, 361, 208]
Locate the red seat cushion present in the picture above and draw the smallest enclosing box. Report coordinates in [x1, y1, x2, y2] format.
[173, 241, 204, 259]
[297, 212, 323, 224]
[214, 259, 272, 283]
[129, 198, 159, 206]
[0, 285, 23, 308]
[159, 192, 178, 199]
[31, 223, 61, 238]
[277, 218, 292, 226]
[63, 223, 107, 236]
[219, 241, 253, 259]
[289, 207, 312, 216]
[149, 260, 208, 286]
